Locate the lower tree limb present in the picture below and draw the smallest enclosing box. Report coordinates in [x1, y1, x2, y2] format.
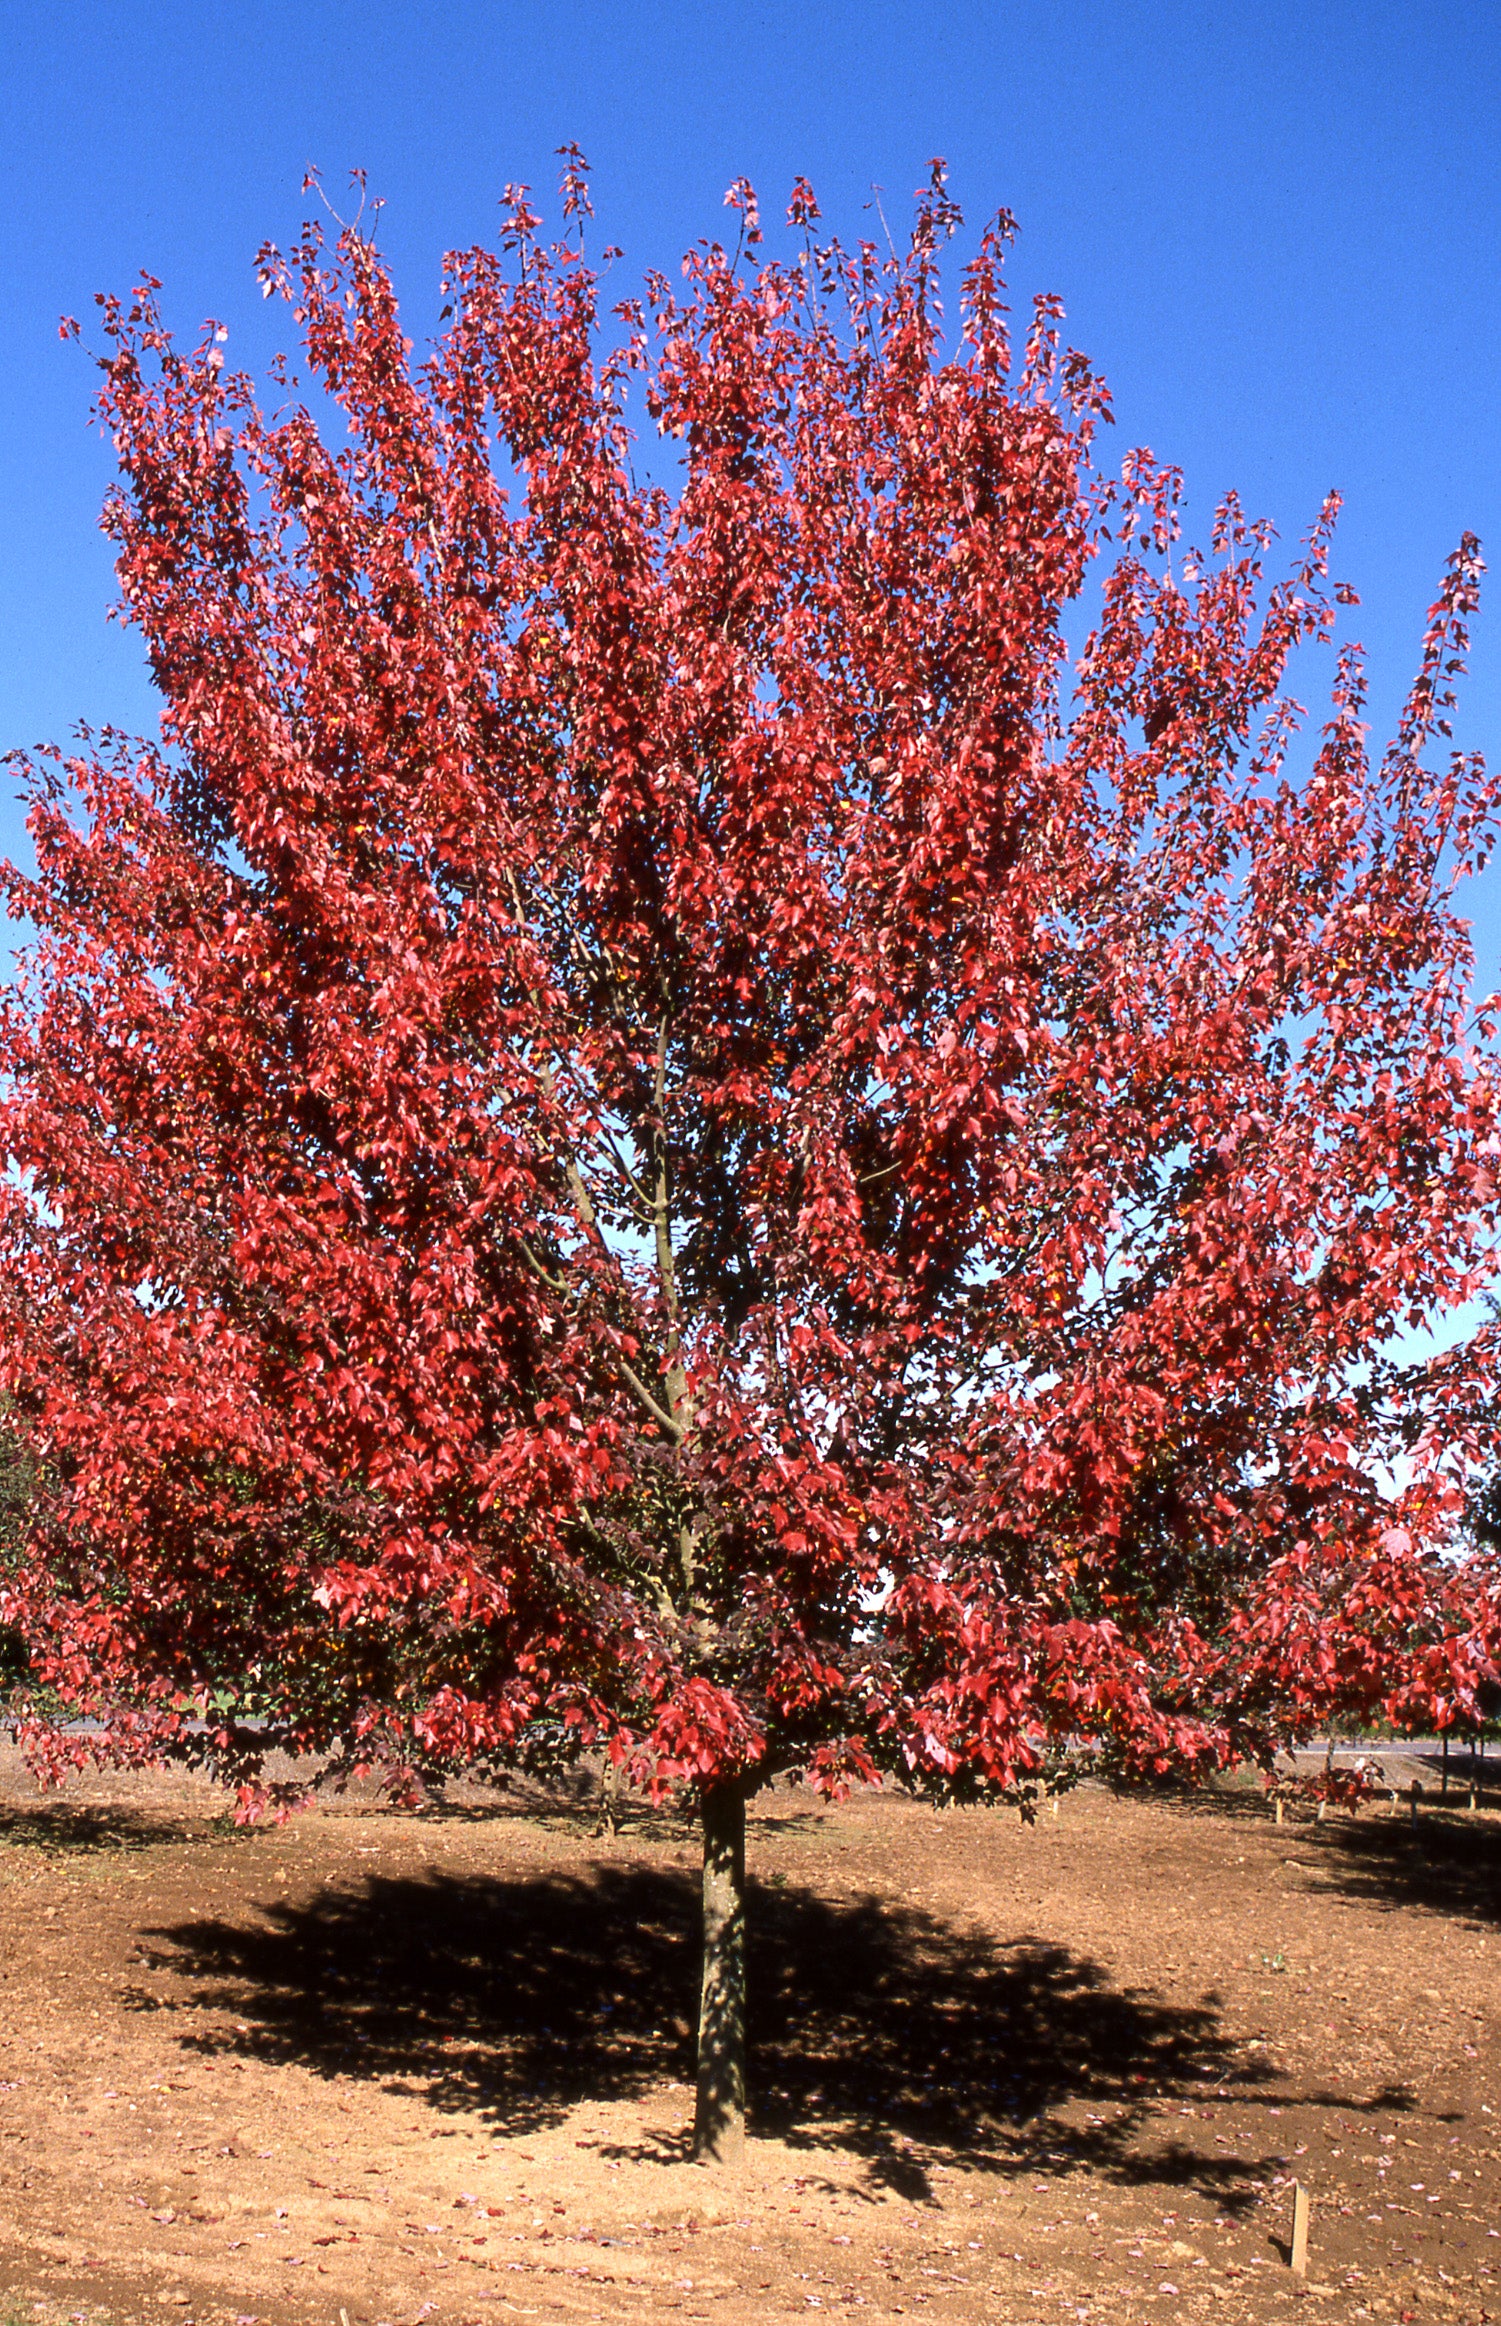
[692, 1779, 746, 2164]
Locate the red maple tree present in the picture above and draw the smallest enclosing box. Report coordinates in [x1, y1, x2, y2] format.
[3, 160, 1500, 2159]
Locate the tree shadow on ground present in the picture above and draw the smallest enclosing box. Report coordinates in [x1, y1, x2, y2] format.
[0, 1801, 219, 1855]
[1274, 1805, 1501, 1929]
[425, 1770, 826, 1847]
[1123, 1775, 1501, 1935]
[146, 1862, 1298, 2206]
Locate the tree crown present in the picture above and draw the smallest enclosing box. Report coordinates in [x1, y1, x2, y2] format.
[4, 160, 1500, 1810]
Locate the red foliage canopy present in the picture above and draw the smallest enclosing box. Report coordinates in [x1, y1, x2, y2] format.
[4, 163, 1501, 1813]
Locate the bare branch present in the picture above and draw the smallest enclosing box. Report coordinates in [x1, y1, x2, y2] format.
[614, 1350, 685, 1442]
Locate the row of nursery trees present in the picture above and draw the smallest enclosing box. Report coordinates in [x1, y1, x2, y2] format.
[3, 160, 1501, 2162]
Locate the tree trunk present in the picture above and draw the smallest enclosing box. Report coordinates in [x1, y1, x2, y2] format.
[693, 1780, 746, 2164]
[594, 1755, 622, 1838]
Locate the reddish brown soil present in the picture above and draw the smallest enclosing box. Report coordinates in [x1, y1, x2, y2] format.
[1, 1750, 1498, 2326]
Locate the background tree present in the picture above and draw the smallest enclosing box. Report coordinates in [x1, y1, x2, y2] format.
[3, 160, 1501, 2162]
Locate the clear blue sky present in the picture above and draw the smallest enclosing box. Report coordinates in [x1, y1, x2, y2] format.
[2, 0, 1497, 966]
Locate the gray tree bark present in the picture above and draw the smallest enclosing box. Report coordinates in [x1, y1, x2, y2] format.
[692, 1780, 746, 2164]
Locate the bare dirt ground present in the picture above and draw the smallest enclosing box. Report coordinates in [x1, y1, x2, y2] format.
[0, 1746, 1497, 2326]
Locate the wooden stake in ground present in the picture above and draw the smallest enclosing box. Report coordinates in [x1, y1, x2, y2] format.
[1290, 2181, 1310, 2277]
[694, 1781, 747, 2165]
